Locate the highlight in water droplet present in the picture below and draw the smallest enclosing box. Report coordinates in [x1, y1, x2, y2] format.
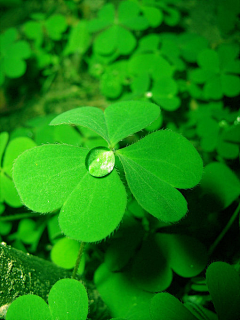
[85, 146, 115, 178]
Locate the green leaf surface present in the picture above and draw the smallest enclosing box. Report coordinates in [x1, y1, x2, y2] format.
[50, 102, 160, 147]
[221, 74, 240, 97]
[45, 14, 67, 40]
[3, 137, 36, 176]
[150, 292, 197, 320]
[50, 107, 109, 143]
[87, 3, 114, 32]
[131, 235, 172, 292]
[104, 101, 160, 147]
[200, 162, 240, 210]
[118, 130, 203, 189]
[164, 234, 208, 278]
[13, 144, 89, 212]
[117, 130, 202, 222]
[197, 49, 220, 72]
[152, 77, 180, 111]
[50, 237, 80, 269]
[94, 25, 136, 56]
[94, 263, 154, 319]
[0, 172, 22, 207]
[48, 279, 88, 320]
[4, 57, 26, 78]
[206, 262, 240, 320]
[142, 6, 163, 27]
[59, 169, 127, 242]
[6, 295, 51, 320]
[64, 21, 90, 55]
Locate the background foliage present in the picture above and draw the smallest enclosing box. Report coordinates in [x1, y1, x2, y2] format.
[0, 0, 240, 319]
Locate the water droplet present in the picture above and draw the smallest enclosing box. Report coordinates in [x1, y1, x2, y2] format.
[86, 146, 115, 178]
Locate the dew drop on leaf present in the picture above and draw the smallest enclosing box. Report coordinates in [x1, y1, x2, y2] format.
[85, 146, 115, 177]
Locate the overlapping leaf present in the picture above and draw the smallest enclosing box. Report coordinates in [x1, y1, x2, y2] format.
[50, 101, 160, 148]
[117, 130, 203, 222]
[6, 279, 88, 320]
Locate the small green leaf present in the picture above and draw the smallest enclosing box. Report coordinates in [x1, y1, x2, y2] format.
[45, 14, 67, 40]
[59, 170, 127, 242]
[6, 295, 51, 320]
[206, 262, 240, 320]
[142, 6, 163, 27]
[48, 279, 88, 320]
[150, 292, 197, 320]
[221, 74, 240, 97]
[51, 237, 82, 269]
[64, 21, 90, 55]
[197, 49, 220, 73]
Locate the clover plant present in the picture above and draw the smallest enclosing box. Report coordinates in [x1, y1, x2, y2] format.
[12, 101, 203, 243]
[0, 28, 31, 85]
[1, 1, 240, 319]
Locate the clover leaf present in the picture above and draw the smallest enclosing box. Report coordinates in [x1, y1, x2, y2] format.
[6, 279, 88, 320]
[0, 132, 36, 207]
[206, 262, 240, 320]
[0, 28, 31, 85]
[13, 101, 203, 243]
[189, 43, 240, 99]
[88, 1, 163, 60]
[131, 233, 207, 292]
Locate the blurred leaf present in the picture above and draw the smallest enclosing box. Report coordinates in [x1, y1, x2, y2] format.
[64, 21, 90, 55]
[200, 162, 240, 210]
[45, 14, 67, 41]
[131, 235, 172, 292]
[150, 292, 197, 320]
[206, 262, 240, 320]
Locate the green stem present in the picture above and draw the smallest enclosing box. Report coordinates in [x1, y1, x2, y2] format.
[0, 212, 55, 222]
[71, 242, 85, 280]
[208, 202, 240, 256]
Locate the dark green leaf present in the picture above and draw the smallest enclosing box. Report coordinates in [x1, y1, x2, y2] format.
[206, 262, 240, 320]
[150, 292, 197, 320]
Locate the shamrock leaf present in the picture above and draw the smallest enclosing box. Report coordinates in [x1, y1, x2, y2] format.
[189, 43, 240, 99]
[0, 28, 31, 85]
[150, 292, 197, 320]
[206, 262, 240, 320]
[13, 101, 203, 243]
[0, 132, 36, 207]
[88, 1, 163, 60]
[116, 129, 202, 222]
[6, 279, 88, 320]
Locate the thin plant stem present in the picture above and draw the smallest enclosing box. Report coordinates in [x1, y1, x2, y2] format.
[72, 241, 85, 280]
[208, 202, 240, 256]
